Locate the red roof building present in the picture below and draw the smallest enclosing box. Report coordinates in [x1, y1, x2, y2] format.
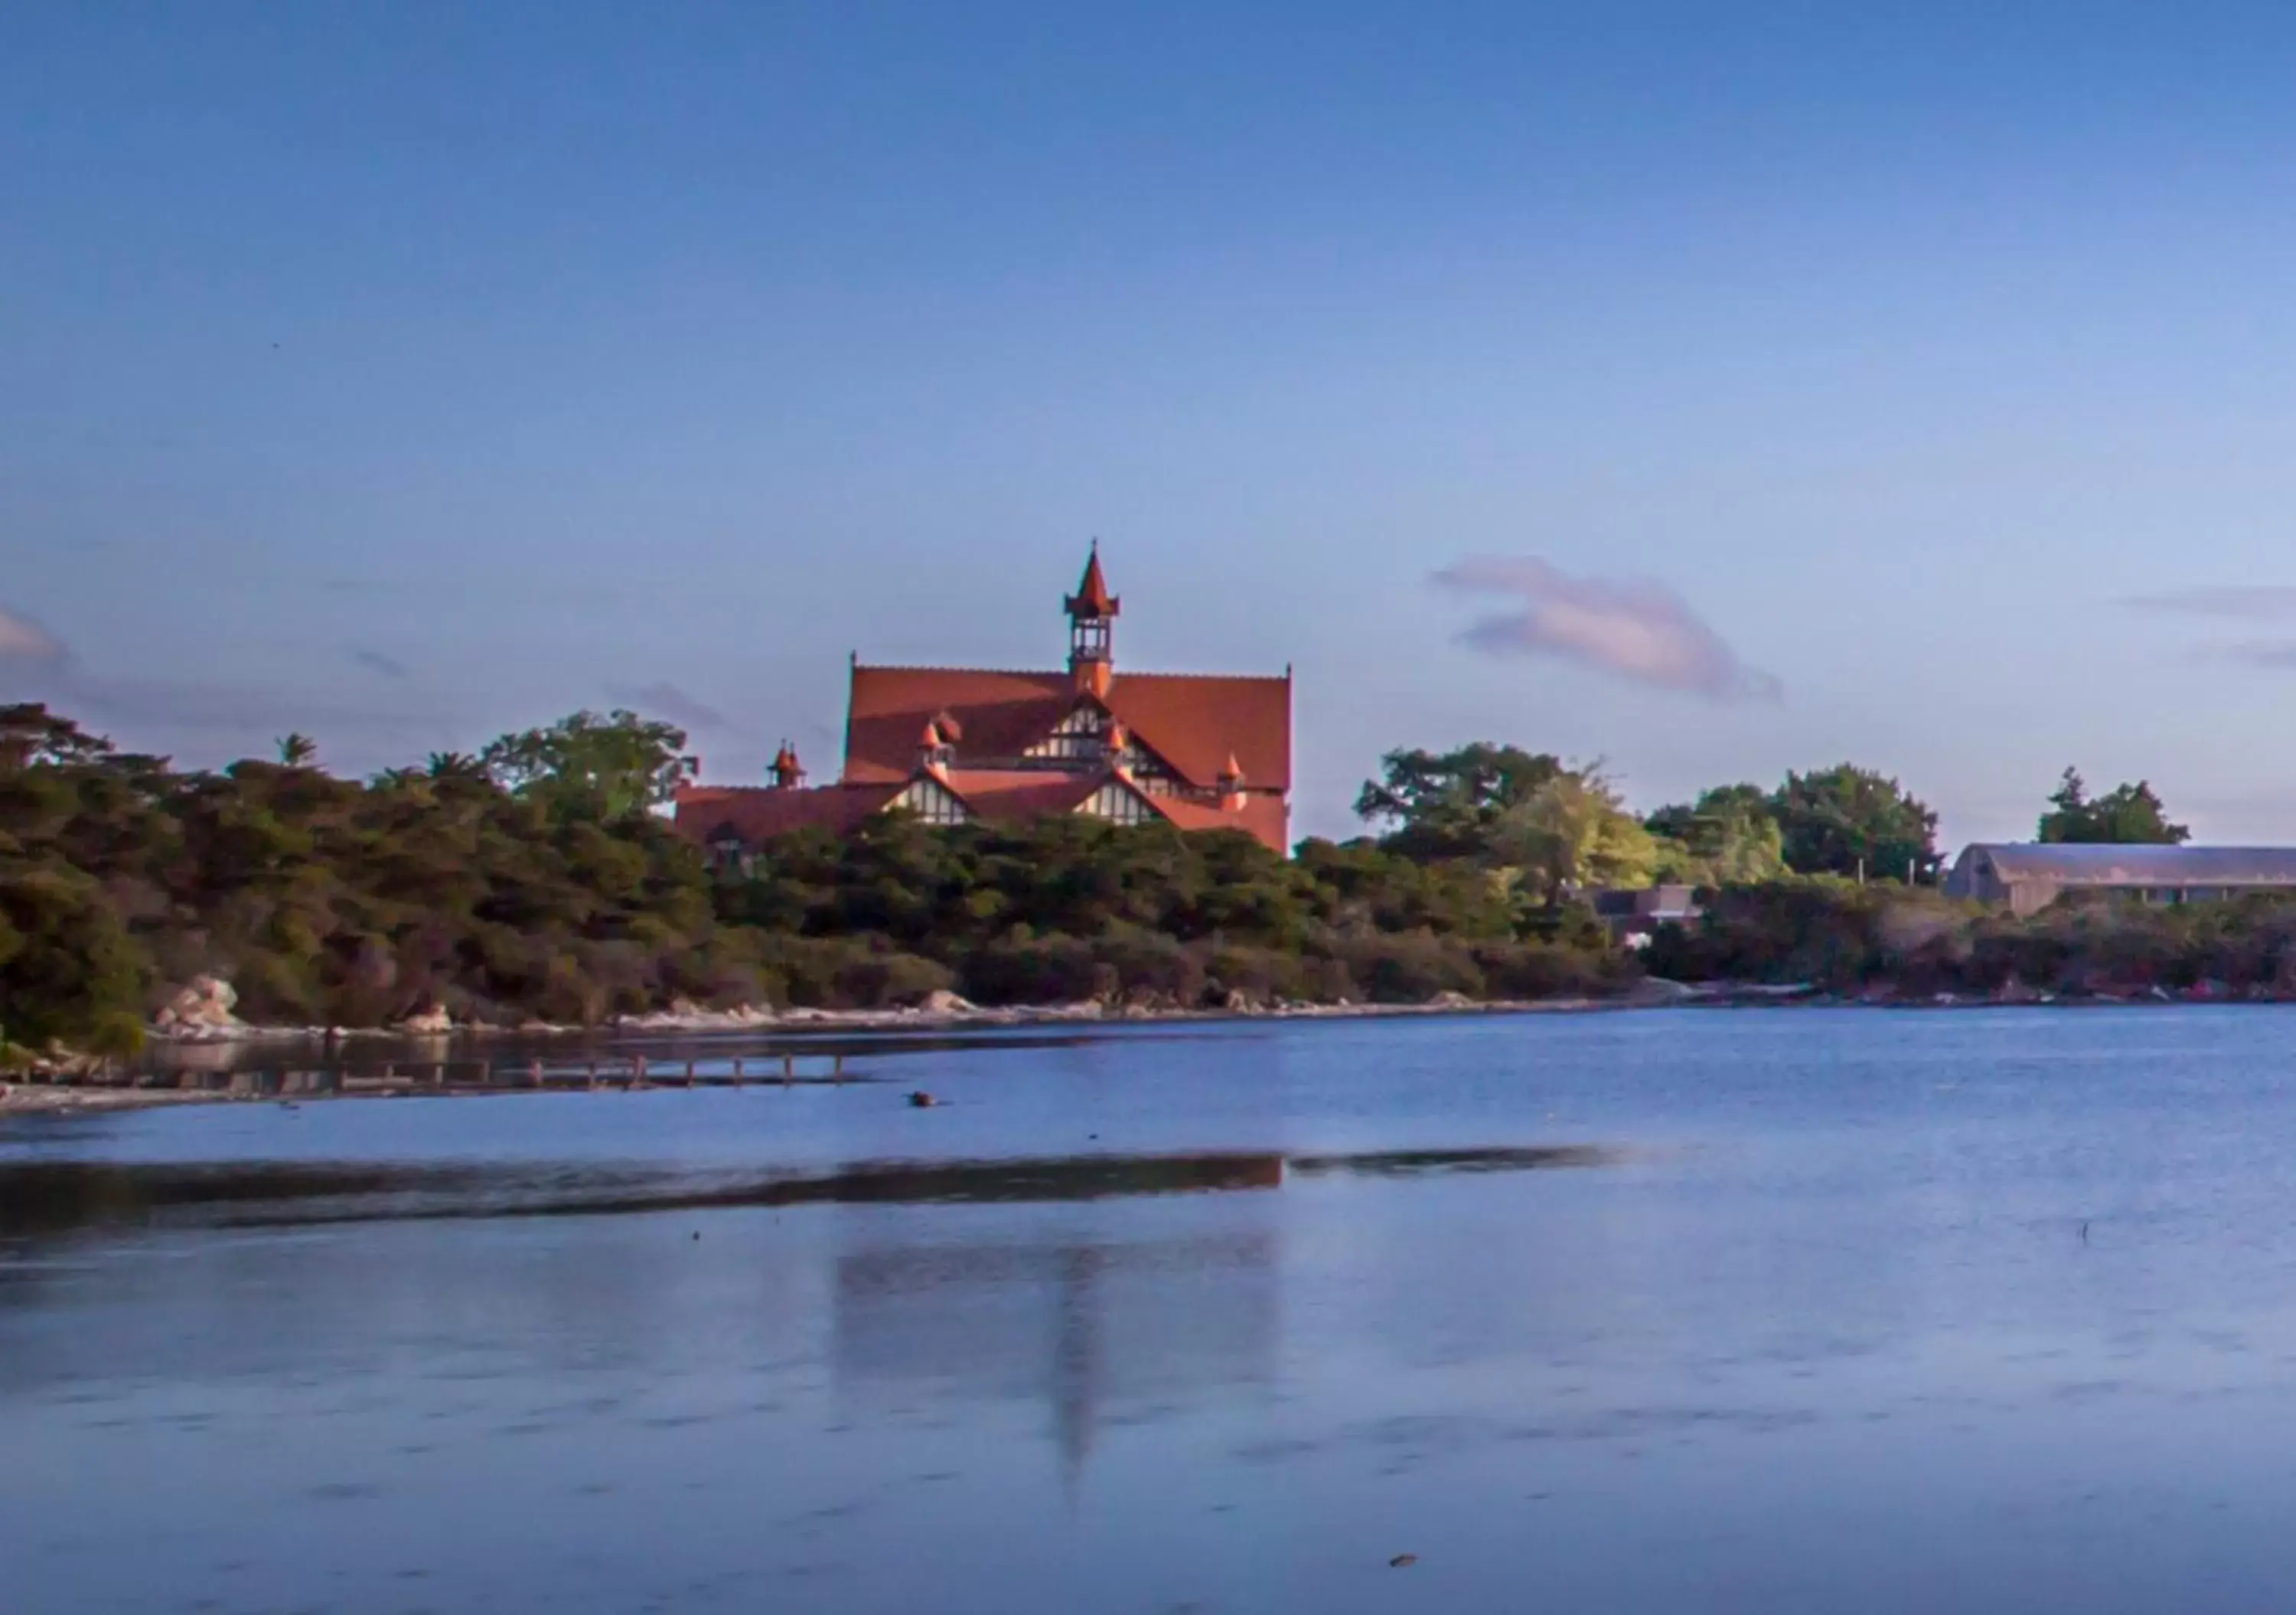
[675, 547, 1293, 855]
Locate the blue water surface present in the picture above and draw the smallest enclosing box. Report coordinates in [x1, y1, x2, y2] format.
[7, 1007, 2296, 1613]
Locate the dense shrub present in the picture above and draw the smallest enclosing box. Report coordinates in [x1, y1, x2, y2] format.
[1645, 879, 2296, 999]
[1, 703, 1653, 1055]
[0, 859, 147, 1056]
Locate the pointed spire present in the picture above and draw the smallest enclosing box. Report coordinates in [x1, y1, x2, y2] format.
[1065, 541, 1120, 620]
[1218, 751, 1244, 785]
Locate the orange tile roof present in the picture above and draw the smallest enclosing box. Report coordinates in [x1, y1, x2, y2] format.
[953, 768, 1287, 851]
[676, 771, 1290, 853]
[1104, 671, 1290, 791]
[845, 664, 1290, 791]
[673, 782, 898, 842]
[1147, 790, 1290, 850]
[844, 667, 1071, 785]
[938, 769, 1104, 820]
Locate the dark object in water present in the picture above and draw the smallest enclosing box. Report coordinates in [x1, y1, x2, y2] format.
[1389, 1553, 1419, 1568]
[908, 1091, 939, 1108]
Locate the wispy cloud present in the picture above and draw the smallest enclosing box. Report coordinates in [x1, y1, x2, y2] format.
[2126, 589, 2296, 670]
[0, 605, 67, 664]
[351, 647, 411, 680]
[2211, 640, 2296, 669]
[1431, 556, 1781, 703]
[605, 680, 733, 734]
[2122, 586, 2296, 622]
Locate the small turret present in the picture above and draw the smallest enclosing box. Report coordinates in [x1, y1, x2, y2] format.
[918, 718, 954, 772]
[1065, 542, 1120, 698]
[1218, 751, 1245, 811]
[769, 741, 806, 790]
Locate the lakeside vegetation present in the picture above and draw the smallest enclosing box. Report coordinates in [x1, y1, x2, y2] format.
[0, 700, 2275, 1065]
[1649, 879, 2296, 1000]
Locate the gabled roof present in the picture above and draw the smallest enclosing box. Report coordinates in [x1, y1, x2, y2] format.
[1147, 790, 1290, 850]
[675, 782, 899, 841]
[1105, 671, 1289, 790]
[938, 768, 1106, 821]
[845, 667, 1071, 784]
[844, 665, 1290, 791]
[1957, 843, 2296, 885]
[677, 767, 1290, 852]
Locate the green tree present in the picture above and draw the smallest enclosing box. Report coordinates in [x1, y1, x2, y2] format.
[1354, 743, 1568, 860]
[276, 732, 319, 768]
[481, 710, 690, 820]
[2037, 768, 2190, 845]
[1645, 784, 1788, 886]
[0, 859, 147, 1056]
[1772, 765, 1939, 883]
[0, 703, 119, 771]
[1482, 767, 1658, 903]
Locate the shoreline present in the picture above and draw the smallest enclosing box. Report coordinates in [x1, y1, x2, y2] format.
[129, 978, 1740, 1051]
[2, 1084, 244, 1115]
[4, 980, 2286, 1114]
[134, 974, 2273, 1049]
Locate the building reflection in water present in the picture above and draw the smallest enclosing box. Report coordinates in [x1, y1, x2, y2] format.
[832, 1155, 1284, 1496]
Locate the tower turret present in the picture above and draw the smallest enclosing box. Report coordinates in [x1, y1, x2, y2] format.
[1065, 542, 1120, 699]
[769, 740, 806, 790]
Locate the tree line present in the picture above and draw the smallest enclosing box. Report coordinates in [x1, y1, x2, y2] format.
[1, 706, 1627, 1059]
[1353, 744, 2194, 889]
[0, 700, 2226, 1064]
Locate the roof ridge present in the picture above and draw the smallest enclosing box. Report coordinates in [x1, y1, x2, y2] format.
[853, 663, 1065, 678]
[850, 663, 1287, 683]
[678, 781, 881, 796]
[1967, 841, 2296, 854]
[1114, 670, 1291, 684]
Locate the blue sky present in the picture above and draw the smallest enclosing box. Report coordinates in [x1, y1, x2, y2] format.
[8, 3, 2296, 843]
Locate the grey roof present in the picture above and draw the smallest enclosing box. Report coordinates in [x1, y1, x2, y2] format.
[1955, 843, 2296, 886]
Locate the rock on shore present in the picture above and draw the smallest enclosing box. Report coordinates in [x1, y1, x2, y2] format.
[152, 975, 243, 1036]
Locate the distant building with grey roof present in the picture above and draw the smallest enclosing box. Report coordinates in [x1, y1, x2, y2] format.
[1943, 843, 2296, 916]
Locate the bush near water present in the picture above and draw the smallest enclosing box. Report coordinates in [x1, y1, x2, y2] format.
[1649, 879, 2296, 1000]
[0, 703, 2266, 1062]
[0, 707, 1644, 1057]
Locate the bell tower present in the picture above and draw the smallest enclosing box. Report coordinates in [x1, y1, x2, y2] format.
[1064, 542, 1120, 699]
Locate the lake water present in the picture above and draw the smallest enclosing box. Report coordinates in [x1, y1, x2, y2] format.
[8, 1007, 2296, 1613]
